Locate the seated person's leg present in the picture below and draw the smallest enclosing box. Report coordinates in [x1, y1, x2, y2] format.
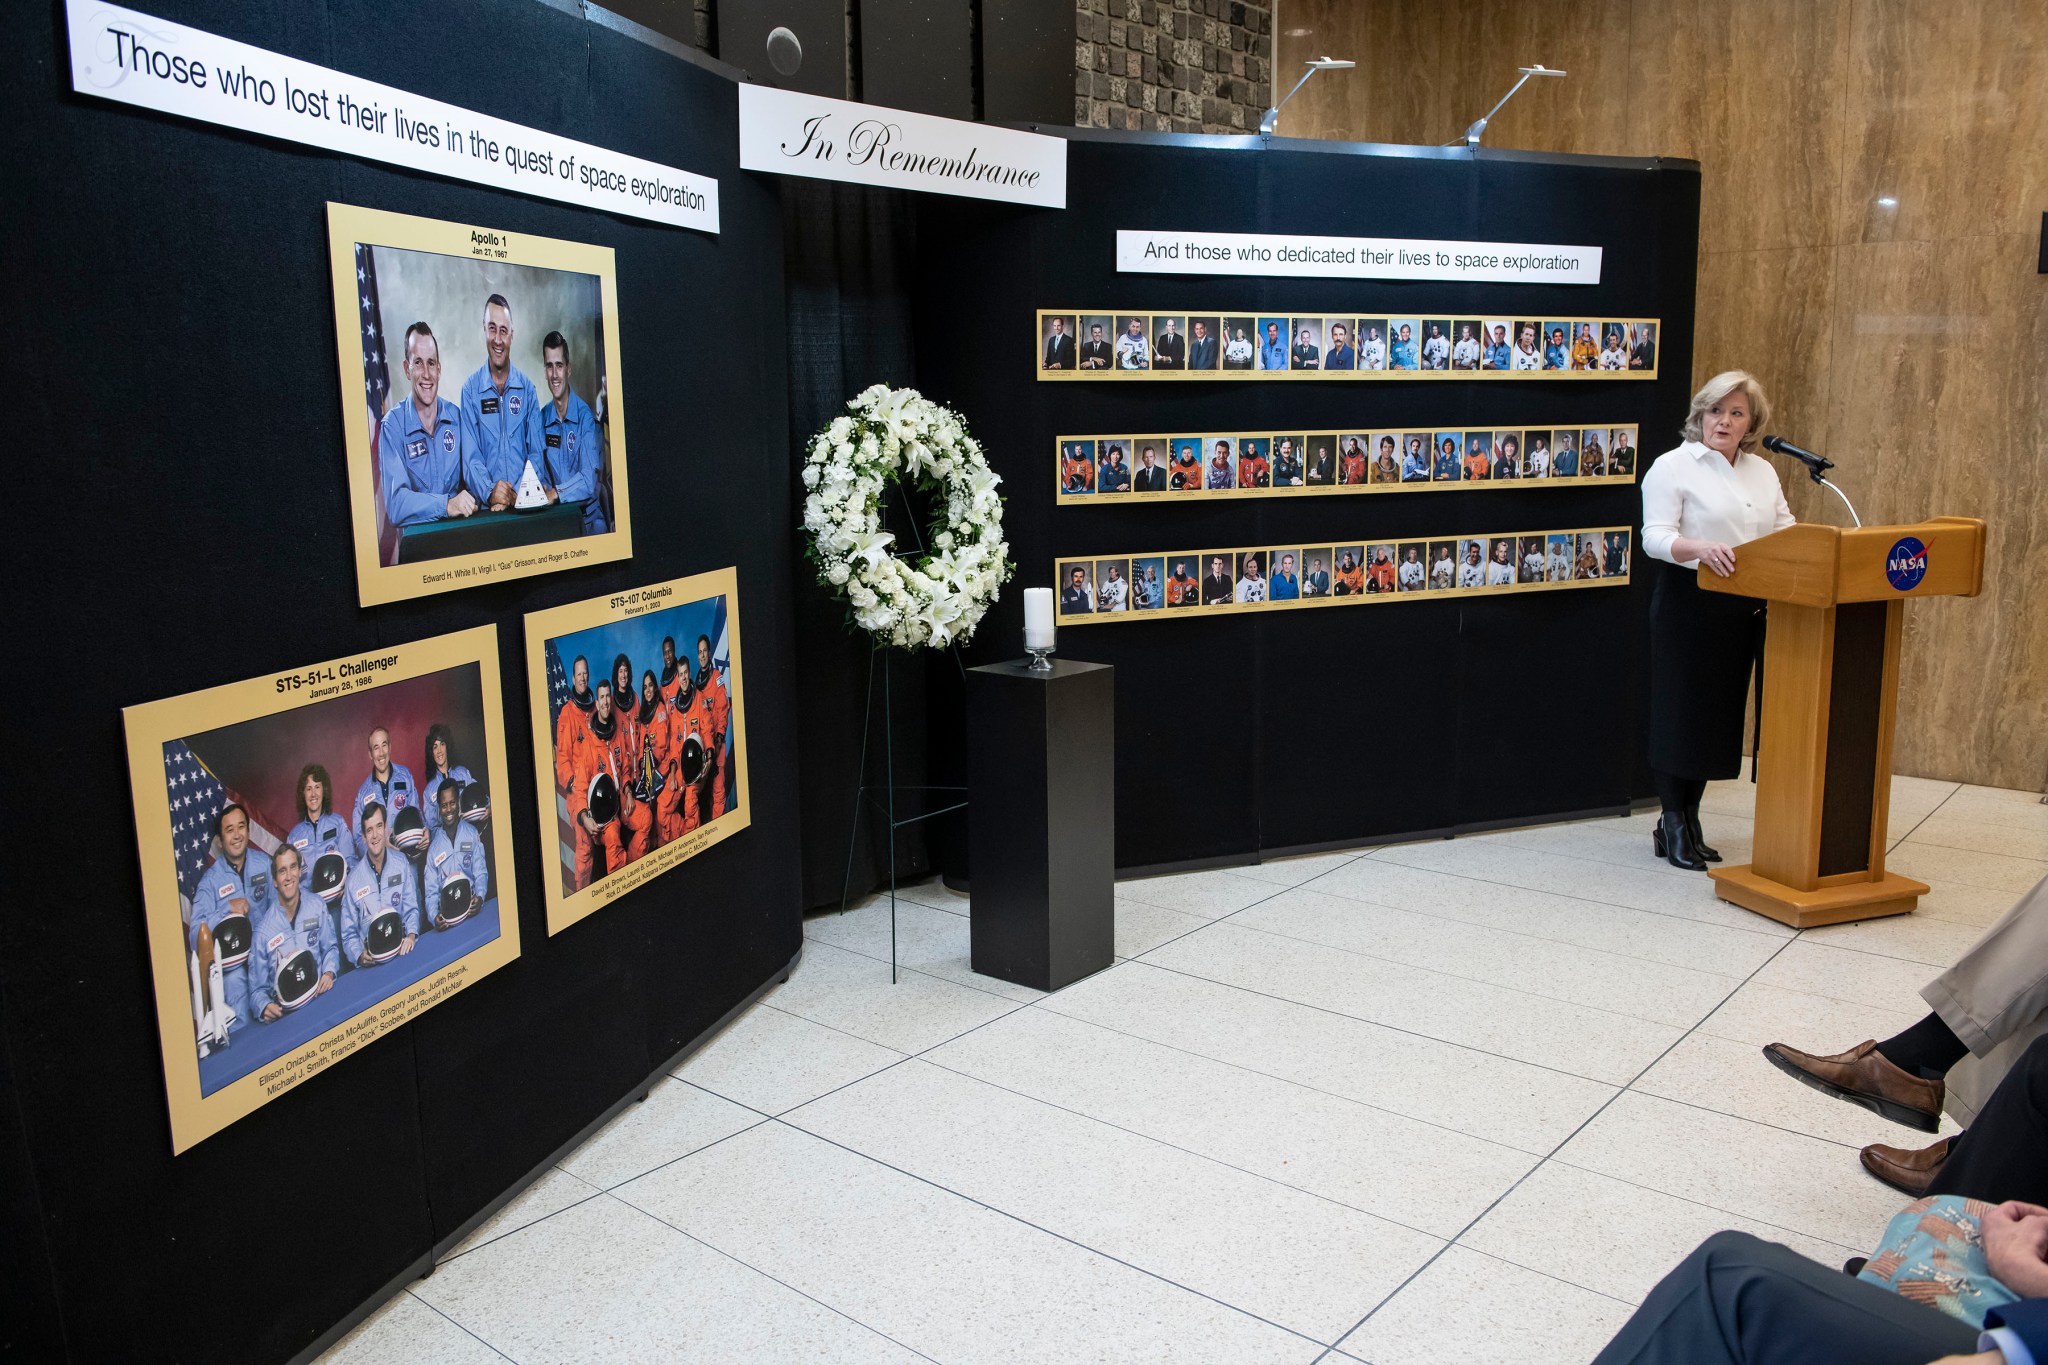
[1929, 1034, 2048, 1207]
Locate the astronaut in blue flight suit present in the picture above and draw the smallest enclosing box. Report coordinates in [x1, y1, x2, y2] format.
[351, 726, 418, 860]
[533, 329, 607, 534]
[190, 803, 271, 1030]
[424, 781, 491, 929]
[341, 803, 419, 967]
[459, 292, 541, 511]
[284, 764, 350, 876]
[245, 844, 338, 1022]
[377, 321, 476, 526]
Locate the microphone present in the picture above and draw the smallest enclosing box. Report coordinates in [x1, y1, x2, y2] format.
[1761, 434, 1834, 477]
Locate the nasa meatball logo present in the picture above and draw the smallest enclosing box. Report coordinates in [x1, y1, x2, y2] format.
[1885, 536, 1928, 591]
[441, 428, 456, 454]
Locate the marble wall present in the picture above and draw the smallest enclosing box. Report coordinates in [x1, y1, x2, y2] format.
[1273, 0, 2048, 790]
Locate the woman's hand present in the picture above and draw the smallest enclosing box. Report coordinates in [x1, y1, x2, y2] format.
[1675, 537, 1738, 577]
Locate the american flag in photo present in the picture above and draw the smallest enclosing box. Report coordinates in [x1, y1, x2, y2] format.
[357, 243, 398, 564]
[544, 640, 578, 883]
[164, 740, 282, 926]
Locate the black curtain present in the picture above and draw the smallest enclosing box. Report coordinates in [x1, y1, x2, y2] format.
[782, 180, 933, 910]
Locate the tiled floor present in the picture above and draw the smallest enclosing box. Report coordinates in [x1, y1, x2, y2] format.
[322, 774, 2046, 1365]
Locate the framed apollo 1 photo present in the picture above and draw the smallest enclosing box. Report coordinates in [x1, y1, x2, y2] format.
[327, 202, 634, 606]
[121, 625, 520, 1153]
[523, 566, 751, 936]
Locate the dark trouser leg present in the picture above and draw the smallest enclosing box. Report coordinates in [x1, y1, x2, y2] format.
[1592, 1231, 1976, 1365]
[1653, 769, 1692, 814]
[1928, 1033, 2048, 1205]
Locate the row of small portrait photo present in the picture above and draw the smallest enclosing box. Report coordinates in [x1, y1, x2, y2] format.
[1038, 312, 1659, 380]
[1057, 528, 1631, 622]
[1057, 425, 1640, 501]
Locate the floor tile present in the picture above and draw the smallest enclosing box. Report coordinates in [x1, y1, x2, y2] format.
[1798, 911, 1983, 968]
[1230, 887, 1742, 1028]
[674, 1003, 904, 1116]
[1934, 786, 2048, 835]
[765, 939, 1021, 1055]
[441, 1166, 601, 1262]
[1115, 868, 1281, 920]
[1458, 1162, 1860, 1305]
[1751, 940, 1937, 1011]
[928, 1003, 1538, 1237]
[617, 1122, 1322, 1365]
[1476, 810, 1755, 879]
[1699, 778, 1758, 818]
[890, 875, 972, 916]
[1230, 850, 1363, 887]
[317, 1291, 511, 1364]
[1115, 898, 1211, 958]
[417, 1194, 924, 1364]
[1888, 839, 2048, 895]
[788, 1059, 1440, 1343]
[1632, 1032, 1961, 1149]
[1336, 1246, 1633, 1365]
[1555, 1092, 1906, 1249]
[1913, 878, 2028, 929]
[1038, 961, 1614, 1154]
[1143, 921, 1683, 1084]
[807, 897, 1043, 1002]
[1903, 813, 2048, 862]
[1886, 775, 1963, 832]
[1695, 980, 1925, 1052]
[556, 1078, 763, 1190]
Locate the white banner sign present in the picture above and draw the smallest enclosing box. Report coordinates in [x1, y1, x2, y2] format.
[738, 85, 1065, 208]
[64, 0, 720, 232]
[1117, 229, 1601, 284]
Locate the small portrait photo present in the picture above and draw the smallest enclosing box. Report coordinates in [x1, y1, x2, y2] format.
[1578, 428, 1608, 478]
[1095, 559, 1132, 613]
[1151, 315, 1188, 370]
[1356, 317, 1390, 371]
[1575, 534, 1605, 579]
[1059, 438, 1099, 495]
[328, 203, 629, 606]
[1289, 317, 1323, 370]
[1485, 537, 1517, 587]
[1299, 548, 1333, 598]
[1200, 553, 1237, 606]
[1130, 437, 1172, 492]
[1267, 548, 1303, 601]
[1303, 434, 1338, 486]
[1597, 323, 1629, 371]
[1271, 434, 1306, 487]
[1335, 433, 1370, 485]
[1481, 320, 1513, 370]
[1603, 529, 1632, 578]
[1396, 541, 1429, 593]
[1517, 535, 1548, 583]
[1432, 431, 1464, 482]
[1257, 317, 1291, 371]
[1077, 314, 1115, 370]
[1569, 321, 1600, 371]
[1419, 318, 1452, 370]
[1491, 430, 1522, 480]
[1129, 556, 1166, 610]
[1542, 322, 1572, 371]
[1116, 314, 1152, 371]
[1237, 436, 1272, 490]
[1511, 319, 1544, 371]
[1364, 543, 1397, 596]
[1451, 319, 1485, 370]
[1388, 318, 1420, 370]
[1096, 438, 1134, 493]
[1463, 430, 1493, 481]
[1607, 426, 1638, 477]
[1331, 545, 1366, 597]
[1185, 316, 1223, 370]
[1205, 436, 1237, 490]
[1058, 560, 1096, 615]
[1455, 538, 1489, 589]
[1221, 316, 1258, 370]
[1168, 436, 1207, 491]
[1546, 533, 1575, 582]
[1551, 427, 1581, 478]
[1428, 540, 1460, 591]
[1401, 432, 1433, 482]
[1164, 554, 1203, 608]
[1370, 432, 1402, 485]
[1323, 318, 1357, 370]
[1522, 429, 1552, 479]
[1041, 313, 1079, 371]
[1628, 322, 1658, 371]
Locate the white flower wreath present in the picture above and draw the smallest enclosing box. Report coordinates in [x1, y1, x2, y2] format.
[801, 384, 1013, 650]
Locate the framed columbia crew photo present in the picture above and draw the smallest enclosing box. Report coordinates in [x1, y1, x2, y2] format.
[327, 202, 634, 606]
[122, 626, 520, 1153]
[525, 567, 751, 935]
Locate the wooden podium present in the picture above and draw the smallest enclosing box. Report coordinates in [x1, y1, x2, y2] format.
[1700, 517, 1985, 928]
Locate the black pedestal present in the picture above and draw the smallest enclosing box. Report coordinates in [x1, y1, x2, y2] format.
[967, 659, 1115, 991]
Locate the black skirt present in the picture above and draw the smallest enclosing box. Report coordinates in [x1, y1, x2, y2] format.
[1648, 567, 1764, 780]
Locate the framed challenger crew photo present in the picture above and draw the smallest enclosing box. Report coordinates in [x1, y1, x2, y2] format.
[327, 202, 634, 606]
[524, 567, 751, 935]
[122, 626, 520, 1153]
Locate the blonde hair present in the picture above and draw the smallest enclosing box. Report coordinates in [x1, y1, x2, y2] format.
[1682, 370, 1772, 451]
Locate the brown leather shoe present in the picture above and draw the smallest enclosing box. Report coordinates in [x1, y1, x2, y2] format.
[1861, 1136, 1956, 1196]
[1761, 1040, 1944, 1132]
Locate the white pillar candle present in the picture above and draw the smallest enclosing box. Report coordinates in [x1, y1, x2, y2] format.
[1023, 587, 1055, 649]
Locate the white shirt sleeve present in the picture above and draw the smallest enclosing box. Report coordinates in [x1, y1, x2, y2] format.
[1640, 451, 1687, 565]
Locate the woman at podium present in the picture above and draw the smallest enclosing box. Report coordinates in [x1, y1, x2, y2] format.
[1640, 371, 1794, 871]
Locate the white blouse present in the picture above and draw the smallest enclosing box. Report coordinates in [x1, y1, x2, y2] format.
[1640, 440, 1795, 567]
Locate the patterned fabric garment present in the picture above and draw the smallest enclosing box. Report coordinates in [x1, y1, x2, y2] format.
[1857, 1195, 2021, 1325]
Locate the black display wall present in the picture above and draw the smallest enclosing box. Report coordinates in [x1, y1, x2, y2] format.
[0, 4, 799, 1361]
[916, 130, 1701, 872]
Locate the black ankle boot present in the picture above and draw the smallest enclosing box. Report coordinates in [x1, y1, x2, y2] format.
[1685, 808, 1721, 862]
[1657, 810, 1709, 871]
